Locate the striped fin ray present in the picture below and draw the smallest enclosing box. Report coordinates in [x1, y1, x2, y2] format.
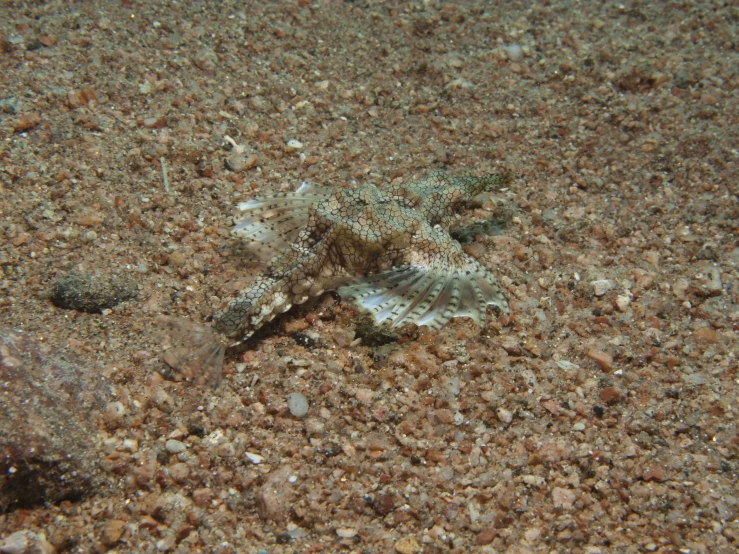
[339, 261, 509, 331]
[339, 266, 422, 317]
[415, 267, 461, 329]
[232, 182, 332, 260]
[454, 273, 486, 325]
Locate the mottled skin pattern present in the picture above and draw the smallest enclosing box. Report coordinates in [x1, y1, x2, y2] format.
[213, 171, 511, 346]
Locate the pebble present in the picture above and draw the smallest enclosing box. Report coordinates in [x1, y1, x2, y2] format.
[615, 293, 632, 311]
[394, 536, 422, 554]
[591, 279, 615, 296]
[101, 520, 126, 547]
[168, 463, 190, 483]
[477, 528, 496, 546]
[682, 372, 707, 386]
[599, 386, 622, 405]
[81, 230, 98, 243]
[165, 439, 186, 453]
[153, 388, 175, 413]
[49, 271, 137, 314]
[13, 112, 41, 133]
[257, 467, 293, 521]
[694, 327, 718, 343]
[245, 452, 264, 464]
[193, 47, 218, 73]
[286, 139, 304, 150]
[523, 474, 545, 487]
[105, 401, 127, 422]
[225, 152, 258, 172]
[556, 360, 579, 371]
[336, 528, 358, 539]
[156, 534, 176, 552]
[354, 388, 374, 404]
[497, 407, 513, 424]
[121, 438, 138, 452]
[551, 487, 577, 509]
[0, 96, 19, 114]
[0, 531, 55, 554]
[587, 349, 613, 372]
[287, 393, 309, 418]
[506, 44, 524, 62]
[642, 465, 665, 482]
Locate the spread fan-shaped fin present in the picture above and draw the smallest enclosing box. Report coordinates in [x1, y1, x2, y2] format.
[233, 182, 332, 261]
[338, 262, 508, 331]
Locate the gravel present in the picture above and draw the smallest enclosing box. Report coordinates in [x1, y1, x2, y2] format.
[287, 392, 309, 418]
[0, 0, 737, 552]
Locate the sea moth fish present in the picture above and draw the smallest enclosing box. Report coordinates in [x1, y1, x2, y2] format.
[159, 170, 510, 384]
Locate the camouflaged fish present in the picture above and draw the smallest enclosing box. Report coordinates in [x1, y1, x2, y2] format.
[213, 170, 511, 346]
[158, 171, 511, 385]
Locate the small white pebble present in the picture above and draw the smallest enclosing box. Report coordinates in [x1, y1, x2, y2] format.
[591, 279, 615, 296]
[615, 293, 632, 311]
[287, 393, 309, 418]
[121, 438, 138, 452]
[245, 452, 264, 464]
[105, 401, 126, 419]
[506, 44, 524, 62]
[165, 439, 186, 453]
[497, 407, 513, 424]
[336, 528, 357, 539]
[556, 360, 579, 371]
[286, 139, 304, 150]
[572, 422, 586, 431]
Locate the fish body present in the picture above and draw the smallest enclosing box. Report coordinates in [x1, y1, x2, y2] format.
[213, 171, 511, 346]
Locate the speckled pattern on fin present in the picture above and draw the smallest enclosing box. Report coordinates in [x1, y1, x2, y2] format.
[232, 181, 332, 261]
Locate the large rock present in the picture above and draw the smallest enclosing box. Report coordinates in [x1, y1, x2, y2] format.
[0, 327, 110, 511]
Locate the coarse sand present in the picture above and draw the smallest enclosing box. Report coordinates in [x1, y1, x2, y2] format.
[1, 1, 738, 553]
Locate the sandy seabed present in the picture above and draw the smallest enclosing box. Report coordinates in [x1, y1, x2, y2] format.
[1, 1, 738, 553]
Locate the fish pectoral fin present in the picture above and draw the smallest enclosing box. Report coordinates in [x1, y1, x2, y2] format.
[233, 182, 332, 261]
[338, 262, 508, 330]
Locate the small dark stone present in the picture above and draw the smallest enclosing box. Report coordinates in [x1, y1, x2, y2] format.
[322, 443, 342, 458]
[187, 422, 206, 438]
[50, 270, 137, 313]
[354, 315, 398, 347]
[276, 533, 292, 544]
[372, 494, 395, 516]
[291, 331, 317, 349]
[593, 405, 605, 418]
[26, 39, 42, 51]
[410, 455, 422, 466]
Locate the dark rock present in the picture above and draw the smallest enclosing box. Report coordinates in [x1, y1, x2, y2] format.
[291, 331, 317, 349]
[49, 270, 137, 313]
[0, 327, 110, 512]
[354, 315, 398, 347]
